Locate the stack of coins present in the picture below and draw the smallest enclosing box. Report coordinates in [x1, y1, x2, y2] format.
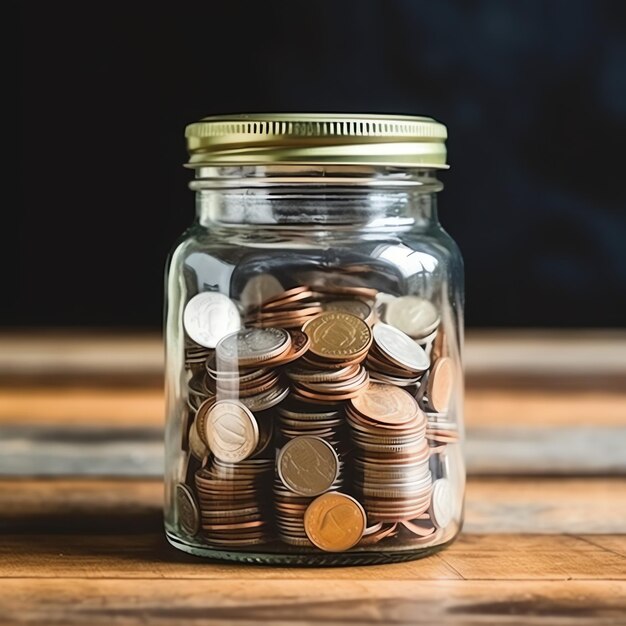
[245, 286, 323, 328]
[366, 323, 430, 387]
[184, 337, 213, 374]
[347, 383, 433, 524]
[194, 457, 274, 547]
[283, 312, 372, 404]
[277, 403, 347, 450]
[187, 370, 214, 411]
[274, 436, 343, 546]
[211, 328, 296, 410]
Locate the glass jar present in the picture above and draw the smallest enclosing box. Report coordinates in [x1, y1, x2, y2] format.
[164, 114, 465, 565]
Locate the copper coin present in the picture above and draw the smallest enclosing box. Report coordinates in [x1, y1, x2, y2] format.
[277, 436, 339, 497]
[400, 519, 437, 537]
[205, 400, 259, 463]
[303, 312, 372, 361]
[304, 492, 366, 552]
[427, 357, 454, 413]
[350, 383, 419, 425]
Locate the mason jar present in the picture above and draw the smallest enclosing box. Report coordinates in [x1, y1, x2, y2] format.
[164, 114, 465, 565]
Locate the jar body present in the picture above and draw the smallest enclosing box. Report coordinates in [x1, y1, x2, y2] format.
[164, 166, 465, 565]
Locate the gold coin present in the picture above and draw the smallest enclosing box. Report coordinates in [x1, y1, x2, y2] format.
[277, 436, 339, 497]
[304, 492, 366, 552]
[303, 312, 372, 361]
[206, 400, 259, 463]
[350, 383, 419, 425]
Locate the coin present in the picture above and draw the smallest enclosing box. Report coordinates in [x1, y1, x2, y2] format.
[373, 323, 430, 372]
[384, 296, 440, 339]
[427, 357, 454, 413]
[176, 483, 200, 536]
[206, 400, 259, 463]
[303, 312, 372, 361]
[350, 383, 419, 426]
[194, 397, 215, 445]
[430, 478, 453, 529]
[240, 274, 285, 310]
[304, 492, 367, 552]
[400, 519, 436, 537]
[216, 327, 291, 364]
[240, 384, 289, 412]
[277, 436, 340, 497]
[323, 299, 372, 322]
[188, 421, 209, 460]
[183, 292, 241, 348]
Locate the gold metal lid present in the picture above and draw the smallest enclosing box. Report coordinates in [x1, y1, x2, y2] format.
[185, 113, 448, 169]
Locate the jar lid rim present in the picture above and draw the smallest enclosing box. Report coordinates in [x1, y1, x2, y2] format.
[185, 113, 448, 169]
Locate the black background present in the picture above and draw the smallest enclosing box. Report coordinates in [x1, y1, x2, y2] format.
[12, 1, 626, 329]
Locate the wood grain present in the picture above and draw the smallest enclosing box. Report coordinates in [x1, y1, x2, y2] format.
[0, 579, 623, 626]
[0, 579, 624, 625]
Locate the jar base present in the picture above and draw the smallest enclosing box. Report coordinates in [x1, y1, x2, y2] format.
[165, 529, 458, 567]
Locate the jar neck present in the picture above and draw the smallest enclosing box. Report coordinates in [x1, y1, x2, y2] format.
[190, 165, 444, 230]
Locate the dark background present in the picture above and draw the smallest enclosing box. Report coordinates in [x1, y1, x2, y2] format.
[12, 0, 626, 329]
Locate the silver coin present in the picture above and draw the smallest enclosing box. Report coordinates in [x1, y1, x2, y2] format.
[206, 400, 259, 463]
[216, 327, 290, 362]
[384, 296, 440, 339]
[176, 483, 200, 536]
[430, 478, 453, 529]
[183, 292, 241, 348]
[277, 436, 340, 497]
[240, 385, 290, 412]
[373, 323, 430, 372]
[240, 274, 284, 310]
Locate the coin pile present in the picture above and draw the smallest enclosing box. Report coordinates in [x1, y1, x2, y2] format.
[208, 327, 305, 411]
[177, 283, 460, 552]
[282, 311, 372, 404]
[366, 322, 430, 387]
[184, 337, 213, 374]
[187, 369, 214, 411]
[347, 383, 433, 524]
[194, 457, 274, 546]
[277, 403, 347, 450]
[245, 286, 323, 328]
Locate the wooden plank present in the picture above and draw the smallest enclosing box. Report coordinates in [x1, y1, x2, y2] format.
[0, 389, 163, 427]
[440, 534, 626, 581]
[465, 388, 626, 427]
[1, 478, 624, 535]
[1, 330, 624, 386]
[464, 478, 626, 534]
[0, 579, 624, 626]
[466, 426, 626, 475]
[1, 386, 624, 428]
[2, 423, 624, 476]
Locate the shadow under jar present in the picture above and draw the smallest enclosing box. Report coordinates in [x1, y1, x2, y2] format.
[164, 114, 465, 565]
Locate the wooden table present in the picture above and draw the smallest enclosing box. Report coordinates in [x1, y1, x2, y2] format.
[1, 331, 625, 625]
